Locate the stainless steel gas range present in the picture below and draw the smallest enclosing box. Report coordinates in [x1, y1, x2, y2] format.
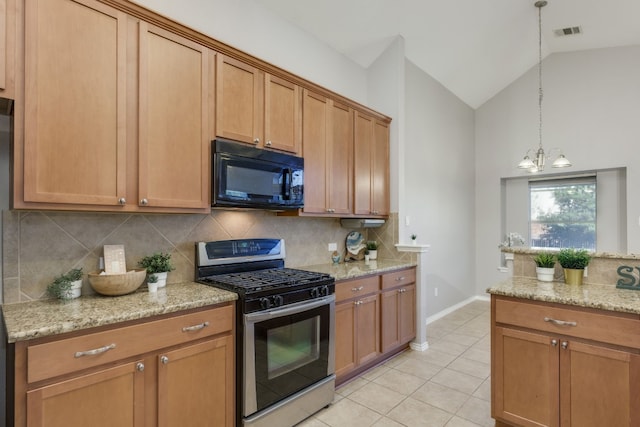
[195, 238, 336, 427]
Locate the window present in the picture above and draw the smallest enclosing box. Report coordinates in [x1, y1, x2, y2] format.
[529, 176, 596, 250]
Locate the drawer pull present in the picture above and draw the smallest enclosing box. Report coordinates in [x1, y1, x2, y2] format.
[396, 276, 406, 281]
[182, 321, 210, 332]
[354, 300, 363, 306]
[561, 341, 569, 350]
[351, 286, 364, 292]
[74, 343, 116, 358]
[136, 362, 145, 372]
[544, 317, 577, 327]
[551, 339, 558, 347]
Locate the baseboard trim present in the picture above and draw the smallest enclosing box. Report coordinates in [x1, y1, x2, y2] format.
[426, 295, 489, 325]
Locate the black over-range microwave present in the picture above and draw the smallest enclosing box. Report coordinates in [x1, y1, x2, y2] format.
[212, 138, 304, 210]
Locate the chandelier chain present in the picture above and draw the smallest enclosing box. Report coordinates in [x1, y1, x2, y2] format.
[538, 2, 543, 150]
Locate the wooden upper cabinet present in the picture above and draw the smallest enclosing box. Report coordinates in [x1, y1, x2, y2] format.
[265, 74, 301, 153]
[216, 55, 263, 145]
[301, 90, 352, 215]
[22, 0, 127, 206]
[216, 54, 301, 154]
[0, 0, 15, 98]
[138, 22, 210, 209]
[354, 111, 389, 217]
[301, 89, 328, 214]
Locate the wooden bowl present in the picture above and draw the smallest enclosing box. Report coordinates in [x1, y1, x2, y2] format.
[88, 269, 146, 296]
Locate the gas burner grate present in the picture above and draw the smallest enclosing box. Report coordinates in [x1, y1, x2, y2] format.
[201, 268, 331, 293]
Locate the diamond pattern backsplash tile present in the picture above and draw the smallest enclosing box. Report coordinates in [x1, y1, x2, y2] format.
[2, 210, 407, 303]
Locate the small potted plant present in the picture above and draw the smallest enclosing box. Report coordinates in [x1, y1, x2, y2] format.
[366, 241, 378, 260]
[47, 268, 83, 300]
[557, 248, 591, 285]
[411, 234, 417, 245]
[138, 252, 174, 288]
[533, 252, 556, 282]
[147, 273, 159, 293]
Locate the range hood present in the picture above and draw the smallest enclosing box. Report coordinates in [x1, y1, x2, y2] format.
[340, 218, 385, 229]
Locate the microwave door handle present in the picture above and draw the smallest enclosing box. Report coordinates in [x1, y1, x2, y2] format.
[283, 168, 292, 200]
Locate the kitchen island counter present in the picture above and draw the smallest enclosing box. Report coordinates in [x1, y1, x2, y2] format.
[487, 276, 640, 315]
[1, 282, 237, 343]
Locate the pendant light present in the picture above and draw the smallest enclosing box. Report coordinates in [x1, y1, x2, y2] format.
[517, 1, 571, 173]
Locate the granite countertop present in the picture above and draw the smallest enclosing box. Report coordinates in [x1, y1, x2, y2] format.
[487, 276, 640, 315]
[301, 259, 416, 281]
[1, 282, 237, 343]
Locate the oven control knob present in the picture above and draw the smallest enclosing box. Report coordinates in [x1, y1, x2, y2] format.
[274, 295, 284, 307]
[260, 297, 271, 309]
[321, 285, 329, 296]
[310, 287, 319, 298]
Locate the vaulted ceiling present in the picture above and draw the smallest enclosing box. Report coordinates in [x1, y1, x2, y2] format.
[254, 0, 640, 108]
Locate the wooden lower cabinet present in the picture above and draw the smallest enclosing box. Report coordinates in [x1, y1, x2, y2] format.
[26, 361, 145, 427]
[335, 267, 416, 384]
[492, 296, 640, 427]
[12, 304, 235, 427]
[335, 290, 380, 378]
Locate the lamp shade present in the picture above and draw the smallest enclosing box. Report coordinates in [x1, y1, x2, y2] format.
[518, 156, 536, 169]
[552, 154, 572, 168]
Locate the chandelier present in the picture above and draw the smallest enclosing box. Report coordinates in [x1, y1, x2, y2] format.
[517, 0, 571, 173]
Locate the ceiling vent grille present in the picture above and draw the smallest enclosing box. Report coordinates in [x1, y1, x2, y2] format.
[554, 26, 582, 37]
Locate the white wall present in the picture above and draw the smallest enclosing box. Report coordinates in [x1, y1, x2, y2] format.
[131, 0, 368, 105]
[475, 46, 640, 295]
[404, 60, 476, 314]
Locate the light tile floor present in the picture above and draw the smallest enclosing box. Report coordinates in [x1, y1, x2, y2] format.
[299, 299, 492, 427]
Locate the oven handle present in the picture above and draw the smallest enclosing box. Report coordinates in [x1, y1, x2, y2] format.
[244, 294, 335, 324]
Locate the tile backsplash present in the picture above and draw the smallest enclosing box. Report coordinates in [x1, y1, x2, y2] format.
[2, 210, 410, 303]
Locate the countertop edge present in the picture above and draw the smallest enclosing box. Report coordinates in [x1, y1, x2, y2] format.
[2, 282, 238, 343]
[487, 277, 640, 315]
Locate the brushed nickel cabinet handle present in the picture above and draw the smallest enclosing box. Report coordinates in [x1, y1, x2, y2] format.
[160, 355, 169, 364]
[136, 362, 145, 372]
[182, 321, 209, 332]
[544, 317, 577, 327]
[351, 286, 364, 292]
[253, 138, 260, 144]
[140, 198, 149, 206]
[74, 343, 116, 358]
[266, 140, 272, 147]
[561, 341, 569, 350]
[396, 276, 406, 281]
[551, 339, 558, 347]
[118, 198, 126, 205]
[354, 300, 363, 306]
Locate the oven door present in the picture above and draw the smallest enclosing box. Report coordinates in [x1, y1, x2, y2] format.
[243, 295, 335, 417]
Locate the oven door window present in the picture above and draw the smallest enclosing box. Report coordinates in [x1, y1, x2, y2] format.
[253, 304, 330, 412]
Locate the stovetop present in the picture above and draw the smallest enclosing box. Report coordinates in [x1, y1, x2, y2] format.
[198, 268, 332, 294]
[195, 238, 335, 313]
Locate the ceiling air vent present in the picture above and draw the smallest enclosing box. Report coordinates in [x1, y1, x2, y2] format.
[554, 26, 582, 37]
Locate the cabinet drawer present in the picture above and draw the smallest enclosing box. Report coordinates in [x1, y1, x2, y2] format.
[495, 298, 640, 349]
[27, 304, 233, 383]
[381, 268, 416, 289]
[336, 276, 379, 302]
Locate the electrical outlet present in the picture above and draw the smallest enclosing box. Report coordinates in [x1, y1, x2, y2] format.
[434, 287, 438, 297]
[328, 243, 337, 251]
[405, 216, 410, 226]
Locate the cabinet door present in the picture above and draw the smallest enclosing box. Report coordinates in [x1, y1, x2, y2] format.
[157, 335, 234, 427]
[335, 300, 356, 378]
[138, 22, 210, 209]
[560, 340, 640, 427]
[353, 111, 373, 216]
[26, 360, 145, 427]
[23, 0, 127, 206]
[264, 74, 300, 154]
[356, 293, 380, 366]
[493, 326, 559, 427]
[381, 288, 400, 353]
[399, 284, 416, 344]
[327, 100, 353, 215]
[301, 89, 328, 214]
[216, 55, 263, 144]
[372, 120, 390, 216]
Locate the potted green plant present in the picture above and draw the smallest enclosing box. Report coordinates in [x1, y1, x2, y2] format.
[533, 252, 556, 282]
[556, 248, 591, 285]
[138, 252, 174, 288]
[147, 273, 159, 292]
[47, 268, 83, 300]
[366, 241, 378, 260]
